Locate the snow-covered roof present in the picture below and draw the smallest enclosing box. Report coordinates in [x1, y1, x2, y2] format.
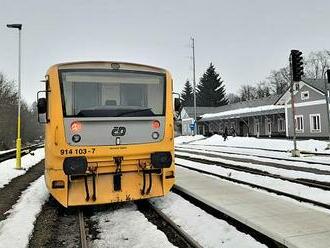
[201, 104, 285, 121]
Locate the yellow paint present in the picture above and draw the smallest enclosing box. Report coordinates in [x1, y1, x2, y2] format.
[43, 61, 175, 207]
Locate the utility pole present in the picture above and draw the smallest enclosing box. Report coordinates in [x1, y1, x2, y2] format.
[325, 70, 330, 149]
[7, 24, 22, 169]
[191, 37, 197, 135]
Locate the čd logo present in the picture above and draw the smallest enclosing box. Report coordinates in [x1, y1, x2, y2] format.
[111, 126, 126, 136]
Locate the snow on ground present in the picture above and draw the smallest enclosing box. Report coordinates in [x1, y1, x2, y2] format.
[175, 150, 330, 183]
[176, 135, 330, 153]
[174, 135, 205, 145]
[176, 144, 330, 165]
[175, 157, 330, 205]
[91, 203, 175, 248]
[151, 193, 266, 248]
[0, 148, 44, 189]
[0, 148, 15, 155]
[0, 176, 49, 248]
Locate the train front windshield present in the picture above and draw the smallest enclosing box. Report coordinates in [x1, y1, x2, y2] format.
[60, 70, 165, 117]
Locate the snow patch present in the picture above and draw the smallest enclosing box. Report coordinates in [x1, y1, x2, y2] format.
[177, 135, 330, 153]
[91, 203, 175, 248]
[176, 150, 330, 183]
[0, 148, 45, 189]
[0, 176, 49, 248]
[151, 193, 266, 248]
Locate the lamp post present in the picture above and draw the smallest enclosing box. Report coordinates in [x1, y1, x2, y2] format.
[7, 23, 22, 169]
[191, 37, 197, 135]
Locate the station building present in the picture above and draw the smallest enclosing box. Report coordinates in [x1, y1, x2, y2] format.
[181, 78, 330, 139]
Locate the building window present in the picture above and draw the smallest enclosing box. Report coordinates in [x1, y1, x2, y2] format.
[278, 118, 285, 132]
[301, 91, 309, 100]
[295, 115, 304, 133]
[310, 114, 321, 133]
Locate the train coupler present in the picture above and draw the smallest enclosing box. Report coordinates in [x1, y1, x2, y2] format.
[114, 157, 123, 191]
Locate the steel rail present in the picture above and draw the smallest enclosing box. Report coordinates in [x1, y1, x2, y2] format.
[78, 209, 88, 248]
[180, 143, 330, 156]
[145, 201, 203, 248]
[175, 147, 330, 172]
[176, 145, 330, 166]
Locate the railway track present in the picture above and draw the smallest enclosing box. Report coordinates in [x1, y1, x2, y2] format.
[175, 159, 330, 210]
[0, 143, 44, 163]
[171, 187, 285, 248]
[176, 145, 330, 166]
[176, 147, 330, 175]
[136, 200, 203, 248]
[183, 142, 330, 156]
[79, 210, 88, 248]
[175, 152, 330, 191]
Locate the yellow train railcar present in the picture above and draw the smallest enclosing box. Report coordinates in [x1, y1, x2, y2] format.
[37, 61, 180, 207]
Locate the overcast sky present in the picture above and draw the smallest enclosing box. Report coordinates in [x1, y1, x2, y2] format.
[1, 0, 329, 104]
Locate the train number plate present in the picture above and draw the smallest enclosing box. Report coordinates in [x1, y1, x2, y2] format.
[60, 148, 95, 155]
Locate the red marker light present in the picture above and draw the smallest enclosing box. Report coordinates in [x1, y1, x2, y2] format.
[71, 121, 81, 133]
[152, 120, 160, 129]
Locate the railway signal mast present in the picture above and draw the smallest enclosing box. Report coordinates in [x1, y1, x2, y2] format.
[325, 70, 330, 149]
[290, 49, 304, 157]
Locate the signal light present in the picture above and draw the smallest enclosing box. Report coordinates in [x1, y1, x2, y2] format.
[71, 121, 82, 133]
[291, 49, 304, 82]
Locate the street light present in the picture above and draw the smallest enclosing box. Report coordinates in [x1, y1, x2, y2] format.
[191, 37, 197, 135]
[7, 23, 22, 169]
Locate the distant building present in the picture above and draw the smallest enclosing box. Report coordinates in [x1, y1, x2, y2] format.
[275, 78, 329, 138]
[180, 107, 219, 135]
[199, 95, 285, 137]
[196, 78, 329, 139]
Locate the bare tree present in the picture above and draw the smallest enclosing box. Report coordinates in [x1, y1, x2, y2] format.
[304, 50, 330, 79]
[256, 81, 271, 98]
[227, 93, 241, 104]
[239, 85, 257, 101]
[267, 66, 290, 95]
[0, 72, 43, 150]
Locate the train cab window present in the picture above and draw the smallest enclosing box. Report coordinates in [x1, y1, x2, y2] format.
[60, 70, 165, 117]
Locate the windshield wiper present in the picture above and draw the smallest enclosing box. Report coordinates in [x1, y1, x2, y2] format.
[115, 108, 153, 117]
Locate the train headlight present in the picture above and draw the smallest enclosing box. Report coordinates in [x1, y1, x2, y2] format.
[151, 152, 172, 168]
[152, 131, 160, 139]
[63, 156, 87, 175]
[72, 134, 81, 143]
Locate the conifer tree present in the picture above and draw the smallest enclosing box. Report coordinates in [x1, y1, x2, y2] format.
[197, 63, 228, 106]
[180, 80, 194, 106]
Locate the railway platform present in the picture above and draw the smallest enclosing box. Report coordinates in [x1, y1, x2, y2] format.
[175, 166, 330, 248]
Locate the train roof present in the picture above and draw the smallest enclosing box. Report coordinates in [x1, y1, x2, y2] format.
[47, 61, 168, 74]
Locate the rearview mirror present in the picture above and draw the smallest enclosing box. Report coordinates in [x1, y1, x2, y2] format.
[174, 98, 182, 113]
[37, 98, 47, 114]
